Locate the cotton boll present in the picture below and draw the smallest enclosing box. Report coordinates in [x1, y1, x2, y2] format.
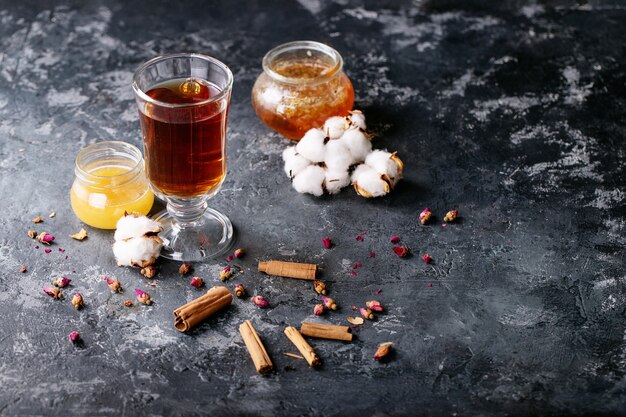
[113, 236, 163, 267]
[365, 150, 402, 183]
[324, 138, 355, 172]
[348, 110, 366, 130]
[340, 128, 372, 162]
[292, 165, 326, 196]
[295, 128, 326, 162]
[283, 146, 312, 179]
[114, 212, 163, 241]
[351, 164, 391, 198]
[324, 116, 347, 139]
[325, 169, 351, 194]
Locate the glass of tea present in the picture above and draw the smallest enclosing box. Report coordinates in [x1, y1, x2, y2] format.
[132, 53, 234, 261]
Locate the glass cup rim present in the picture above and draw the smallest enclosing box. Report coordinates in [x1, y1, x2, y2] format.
[132, 52, 234, 109]
[75, 140, 143, 186]
[262, 40, 344, 86]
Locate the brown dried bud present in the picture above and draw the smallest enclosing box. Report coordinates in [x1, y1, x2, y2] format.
[233, 248, 245, 259]
[374, 342, 393, 360]
[360, 307, 374, 320]
[234, 284, 246, 298]
[314, 280, 327, 295]
[443, 210, 458, 223]
[71, 293, 84, 310]
[313, 303, 326, 316]
[124, 300, 133, 307]
[140, 265, 157, 279]
[366, 300, 383, 312]
[32, 217, 43, 223]
[27, 230, 37, 239]
[178, 263, 192, 275]
[219, 266, 233, 282]
[419, 208, 432, 225]
[322, 296, 338, 311]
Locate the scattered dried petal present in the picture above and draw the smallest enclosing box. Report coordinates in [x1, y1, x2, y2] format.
[140, 265, 157, 279]
[369, 251, 376, 258]
[422, 253, 432, 264]
[347, 316, 364, 325]
[178, 263, 192, 275]
[53, 277, 71, 288]
[390, 236, 400, 243]
[392, 245, 410, 257]
[375, 288, 382, 295]
[251, 295, 269, 308]
[71, 293, 84, 310]
[70, 228, 88, 240]
[233, 248, 245, 259]
[366, 300, 384, 312]
[219, 266, 233, 282]
[313, 303, 326, 316]
[104, 276, 122, 292]
[19, 266, 27, 273]
[360, 307, 374, 320]
[313, 280, 327, 295]
[190, 276, 204, 288]
[322, 296, 338, 311]
[234, 284, 246, 298]
[443, 210, 458, 223]
[44, 248, 51, 254]
[69, 331, 80, 343]
[374, 342, 393, 360]
[27, 230, 36, 239]
[146, 281, 158, 287]
[36, 232, 55, 245]
[426, 283, 433, 287]
[58, 248, 65, 253]
[353, 262, 362, 269]
[124, 300, 133, 307]
[355, 236, 364, 241]
[226, 255, 233, 262]
[43, 287, 63, 299]
[419, 208, 432, 225]
[49, 212, 56, 218]
[32, 217, 43, 223]
[350, 271, 357, 276]
[135, 288, 152, 305]
[322, 238, 332, 249]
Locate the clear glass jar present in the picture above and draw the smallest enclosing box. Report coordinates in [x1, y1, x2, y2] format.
[70, 141, 154, 229]
[252, 41, 355, 140]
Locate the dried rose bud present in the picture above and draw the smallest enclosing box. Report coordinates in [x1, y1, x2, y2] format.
[443, 210, 458, 223]
[71, 293, 84, 310]
[124, 300, 133, 307]
[43, 287, 63, 300]
[69, 331, 80, 343]
[313, 280, 327, 295]
[322, 296, 338, 311]
[226, 255, 233, 262]
[234, 248, 245, 259]
[419, 207, 432, 225]
[322, 238, 332, 249]
[32, 217, 43, 223]
[366, 300, 383, 312]
[53, 276, 71, 288]
[313, 303, 326, 316]
[422, 253, 432, 264]
[36, 232, 55, 245]
[140, 265, 157, 279]
[392, 245, 410, 257]
[360, 307, 374, 320]
[27, 230, 36, 239]
[19, 266, 27, 273]
[234, 284, 246, 298]
[179, 263, 192, 275]
[374, 342, 393, 360]
[190, 276, 204, 288]
[219, 266, 233, 282]
[104, 277, 122, 292]
[251, 295, 269, 308]
[135, 289, 152, 305]
[390, 236, 401, 243]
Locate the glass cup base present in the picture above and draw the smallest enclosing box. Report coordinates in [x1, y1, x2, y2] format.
[153, 207, 234, 261]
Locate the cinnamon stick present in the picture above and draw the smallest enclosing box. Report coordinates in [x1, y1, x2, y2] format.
[300, 322, 353, 342]
[173, 286, 232, 332]
[239, 320, 273, 374]
[284, 326, 321, 367]
[258, 260, 317, 280]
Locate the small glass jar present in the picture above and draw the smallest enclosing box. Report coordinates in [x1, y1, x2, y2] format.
[70, 141, 154, 229]
[252, 40, 355, 140]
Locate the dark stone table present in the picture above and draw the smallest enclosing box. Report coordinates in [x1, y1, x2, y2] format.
[1, 0, 625, 415]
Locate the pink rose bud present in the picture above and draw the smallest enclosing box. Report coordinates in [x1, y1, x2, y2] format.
[43, 287, 63, 299]
[390, 236, 401, 243]
[419, 207, 432, 225]
[53, 277, 71, 288]
[443, 210, 458, 223]
[69, 331, 80, 343]
[313, 303, 325, 316]
[41, 233, 55, 243]
[392, 245, 410, 258]
[190, 276, 204, 288]
[422, 253, 432, 264]
[360, 307, 374, 320]
[322, 296, 338, 310]
[251, 295, 269, 308]
[104, 277, 121, 292]
[135, 289, 152, 305]
[366, 300, 383, 312]
[322, 238, 332, 249]
[233, 248, 245, 258]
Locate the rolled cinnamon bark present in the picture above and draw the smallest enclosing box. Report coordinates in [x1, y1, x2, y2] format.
[284, 326, 321, 367]
[239, 320, 273, 374]
[173, 286, 232, 332]
[258, 260, 317, 280]
[300, 322, 353, 342]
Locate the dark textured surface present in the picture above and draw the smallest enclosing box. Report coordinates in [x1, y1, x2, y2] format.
[1, 1, 626, 416]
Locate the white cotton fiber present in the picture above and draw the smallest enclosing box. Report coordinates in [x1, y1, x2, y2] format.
[283, 146, 312, 179]
[113, 236, 163, 267]
[324, 169, 351, 194]
[324, 138, 354, 172]
[292, 165, 326, 196]
[340, 128, 372, 162]
[295, 128, 327, 162]
[351, 164, 390, 197]
[348, 110, 366, 130]
[365, 150, 401, 182]
[114, 213, 163, 241]
[323, 116, 347, 139]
